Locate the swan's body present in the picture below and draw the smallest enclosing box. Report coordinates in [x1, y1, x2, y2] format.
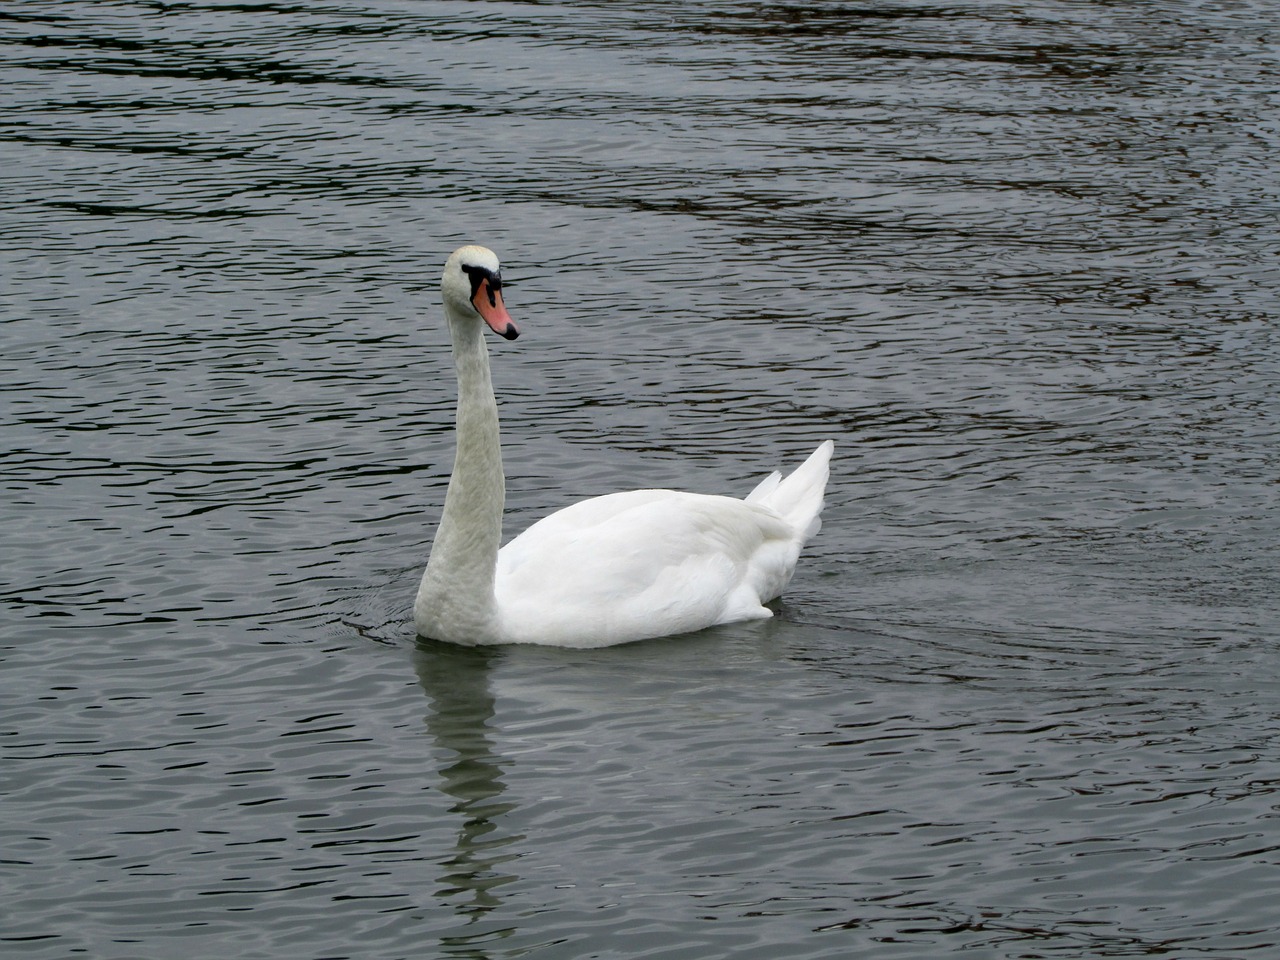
[414, 245, 833, 648]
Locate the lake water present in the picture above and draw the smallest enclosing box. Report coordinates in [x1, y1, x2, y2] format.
[3, 1, 1279, 957]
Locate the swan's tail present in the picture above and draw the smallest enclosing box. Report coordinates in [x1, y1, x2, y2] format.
[746, 440, 834, 543]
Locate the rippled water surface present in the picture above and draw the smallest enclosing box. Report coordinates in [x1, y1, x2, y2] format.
[4, 1, 1279, 957]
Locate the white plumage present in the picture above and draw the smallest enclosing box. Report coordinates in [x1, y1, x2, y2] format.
[414, 245, 833, 648]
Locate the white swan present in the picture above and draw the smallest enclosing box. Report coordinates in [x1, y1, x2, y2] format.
[414, 245, 833, 648]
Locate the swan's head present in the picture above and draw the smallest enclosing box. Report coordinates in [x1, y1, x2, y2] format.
[442, 245, 519, 341]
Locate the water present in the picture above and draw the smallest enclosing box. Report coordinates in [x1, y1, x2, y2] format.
[3, 1, 1278, 956]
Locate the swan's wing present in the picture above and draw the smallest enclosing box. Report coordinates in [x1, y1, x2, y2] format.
[494, 490, 798, 647]
[745, 470, 782, 502]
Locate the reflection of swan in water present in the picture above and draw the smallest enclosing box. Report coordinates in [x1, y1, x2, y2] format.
[415, 245, 834, 649]
[413, 640, 522, 922]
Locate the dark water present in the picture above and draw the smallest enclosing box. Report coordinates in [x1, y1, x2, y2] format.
[3, 1, 1279, 957]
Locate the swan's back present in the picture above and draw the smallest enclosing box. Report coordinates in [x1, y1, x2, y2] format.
[493, 441, 833, 647]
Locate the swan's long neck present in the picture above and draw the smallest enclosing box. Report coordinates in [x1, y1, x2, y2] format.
[416, 307, 504, 642]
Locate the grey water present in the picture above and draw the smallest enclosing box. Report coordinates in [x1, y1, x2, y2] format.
[3, 1, 1279, 957]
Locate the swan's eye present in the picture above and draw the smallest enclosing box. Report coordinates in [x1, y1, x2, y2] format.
[460, 263, 501, 307]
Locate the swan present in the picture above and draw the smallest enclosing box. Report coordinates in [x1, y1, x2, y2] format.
[414, 244, 834, 648]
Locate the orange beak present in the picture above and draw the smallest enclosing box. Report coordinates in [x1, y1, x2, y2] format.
[472, 279, 519, 340]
